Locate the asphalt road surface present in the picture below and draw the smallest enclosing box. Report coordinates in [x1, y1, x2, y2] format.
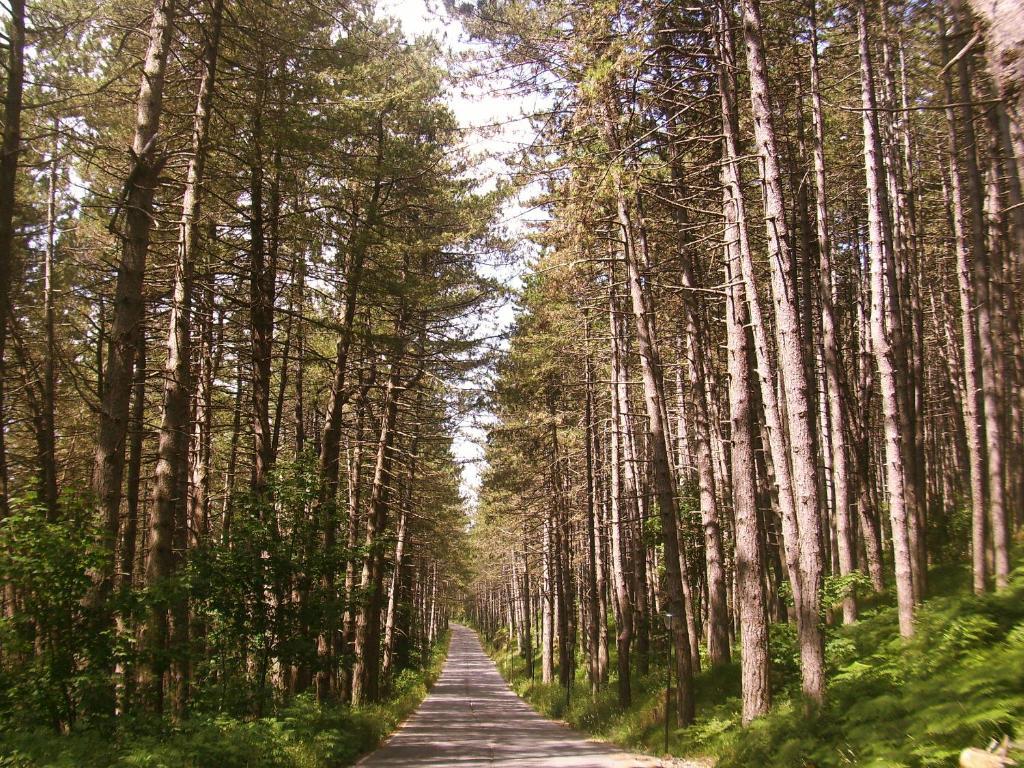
[358, 623, 678, 767]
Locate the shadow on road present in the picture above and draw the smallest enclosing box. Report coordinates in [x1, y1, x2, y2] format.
[358, 624, 665, 767]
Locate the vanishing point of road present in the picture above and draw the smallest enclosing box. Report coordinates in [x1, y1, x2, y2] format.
[359, 624, 690, 768]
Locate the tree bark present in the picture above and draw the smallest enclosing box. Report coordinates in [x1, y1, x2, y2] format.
[950, 10, 1011, 589]
[351, 331, 421, 704]
[542, 511, 555, 684]
[941, 17, 990, 595]
[351, 365, 403, 705]
[249, 135, 274, 493]
[91, 0, 177, 615]
[598, 92, 695, 723]
[965, 0, 1024, 183]
[737, 0, 826, 701]
[381, 492, 410, 688]
[583, 314, 601, 695]
[40, 122, 60, 518]
[608, 278, 633, 707]
[145, 0, 223, 714]
[723, 169, 772, 723]
[122, 330, 147, 594]
[318, 133, 384, 509]
[809, 0, 857, 623]
[221, 355, 244, 541]
[337, 371, 373, 702]
[858, 0, 916, 637]
[0, 0, 25, 520]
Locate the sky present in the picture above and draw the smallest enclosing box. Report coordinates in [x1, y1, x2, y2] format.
[376, 0, 537, 510]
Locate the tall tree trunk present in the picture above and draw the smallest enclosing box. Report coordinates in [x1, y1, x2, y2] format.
[221, 355, 243, 541]
[292, 252, 306, 456]
[188, 255, 220, 544]
[381, 390, 421, 688]
[351, 342, 420, 705]
[598, 92, 695, 724]
[317, 183, 379, 702]
[521, 549, 534, 680]
[337, 372, 373, 702]
[723, 168, 771, 723]
[608, 279, 634, 706]
[858, 0, 916, 637]
[583, 315, 601, 695]
[145, 0, 223, 715]
[542, 511, 555, 684]
[941, 17, 990, 595]
[113, 326, 146, 708]
[737, 0, 826, 702]
[951, 11, 1011, 589]
[594, 445, 609, 685]
[0, 0, 25, 521]
[40, 123, 60, 518]
[381, 497, 409, 689]
[882, 10, 929, 597]
[318, 143, 383, 507]
[91, 0, 177, 622]
[612, 288, 651, 675]
[718, 0, 802, 614]
[123, 329, 147, 595]
[551, 417, 572, 691]
[351, 366, 401, 705]
[850, 245, 887, 595]
[249, 147, 273, 492]
[660, 93, 731, 664]
[679, 296, 730, 666]
[720, 0, 826, 702]
[809, 0, 857, 623]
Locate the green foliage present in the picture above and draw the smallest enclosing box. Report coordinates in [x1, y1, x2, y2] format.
[822, 572, 874, 612]
[0, 455, 451, 757]
[0, 492, 111, 730]
[928, 503, 972, 564]
[0, 633, 450, 768]
[186, 457, 330, 716]
[767, 621, 801, 692]
[712, 567, 1024, 768]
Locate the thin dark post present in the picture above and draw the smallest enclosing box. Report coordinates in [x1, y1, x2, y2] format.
[663, 611, 675, 753]
[565, 655, 571, 711]
[665, 636, 672, 752]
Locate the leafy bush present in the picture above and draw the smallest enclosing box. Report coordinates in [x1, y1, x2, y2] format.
[0, 632, 451, 768]
[0, 492, 111, 731]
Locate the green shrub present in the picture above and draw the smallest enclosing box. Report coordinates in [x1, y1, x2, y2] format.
[0, 631, 451, 768]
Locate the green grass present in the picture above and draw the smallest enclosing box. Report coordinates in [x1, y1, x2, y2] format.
[0, 632, 450, 768]
[485, 565, 1024, 767]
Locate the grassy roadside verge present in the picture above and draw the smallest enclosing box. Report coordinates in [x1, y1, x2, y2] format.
[482, 565, 1024, 767]
[0, 631, 451, 768]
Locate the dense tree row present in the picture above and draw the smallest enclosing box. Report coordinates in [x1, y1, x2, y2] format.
[465, 0, 1023, 728]
[0, 0, 496, 730]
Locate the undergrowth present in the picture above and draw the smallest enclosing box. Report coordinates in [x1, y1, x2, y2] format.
[0, 631, 449, 768]
[486, 564, 1024, 767]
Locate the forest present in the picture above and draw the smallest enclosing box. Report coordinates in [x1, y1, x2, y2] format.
[0, 0, 1021, 765]
[464, 0, 1024, 763]
[0, 0, 495, 762]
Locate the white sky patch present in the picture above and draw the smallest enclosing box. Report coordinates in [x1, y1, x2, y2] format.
[376, 0, 539, 512]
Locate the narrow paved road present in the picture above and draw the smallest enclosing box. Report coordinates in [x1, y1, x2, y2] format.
[359, 624, 672, 767]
